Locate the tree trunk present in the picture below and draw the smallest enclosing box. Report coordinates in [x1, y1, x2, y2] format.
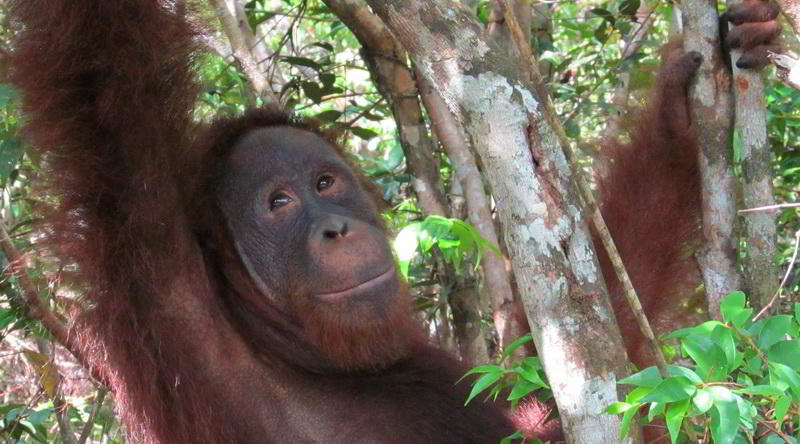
[364, 2, 632, 441]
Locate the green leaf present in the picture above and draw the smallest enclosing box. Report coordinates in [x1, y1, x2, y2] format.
[620, 403, 642, 439]
[742, 353, 764, 377]
[721, 291, 753, 328]
[693, 387, 713, 414]
[502, 334, 533, 360]
[282, 56, 322, 71]
[460, 364, 505, 379]
[319, 73, 336, 87]
[606, 401, 634, 414]
[775, 393, 791, 429]
[734, 385, 785, 396]
[710, 325, 738, 371]
[625, 386, 653, 403]
[666, 398, 689, 444]
[0, 135, 23, 181]
[707, 386, 740, 444]
[682, 334, 728, 381]
[0, 308, 16, 330]
[647, 401, 664, 422]
[640, 376, 696, 403]
[301, 81, 322, 103]
[619, 366, 662, 388]
[758, 315, 792, 350]
[590, 7, 615, 24]
[666, 365, 704, 385]
[349, 126, 379, 140]
[769, 362, 800, 400]
[619, 0, 640, 17]
[518, 359, 548, 388]
[313, 109, 342, 122]
[464, 371, 504, 405]
[767, 339, 800, 368]
[721, 291, 746, 312]
[507, 379, 537, 401]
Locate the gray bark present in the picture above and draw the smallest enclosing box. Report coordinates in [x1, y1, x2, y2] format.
[682, 0, 741, 319]
[728, 26, 778, 311]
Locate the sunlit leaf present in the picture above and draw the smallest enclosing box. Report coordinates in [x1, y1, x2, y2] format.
[640, 376, 696, 403]
[707, 386, 740, 444]
[758, 315, 793, 350]
[464, 371, 504, 405]
[666, 398, 689, 444]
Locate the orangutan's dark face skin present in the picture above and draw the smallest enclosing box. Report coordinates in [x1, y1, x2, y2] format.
[216, 126, 413, 369]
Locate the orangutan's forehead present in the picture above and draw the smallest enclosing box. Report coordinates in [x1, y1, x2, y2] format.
[229, 126, 343, 173]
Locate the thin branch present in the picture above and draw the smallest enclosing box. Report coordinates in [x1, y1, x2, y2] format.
[208, 0, 280, 104]
[1, 224, 71, 350]
[738, 202, 800, 213]
[77, 387, 108, 444]
[0, 223, 107, 386]
[752, 229, 800, 322]
[602, 1, 659, 139]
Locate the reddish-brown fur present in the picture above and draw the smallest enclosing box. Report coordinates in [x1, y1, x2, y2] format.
[8, 0, 776, 443]
[596, 43, 705, 370]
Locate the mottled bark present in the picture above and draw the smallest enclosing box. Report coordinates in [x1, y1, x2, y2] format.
[728, 24, 778, 311]
[776, 0, 800, 33]
[682, 0, 740, 319]
[364, 1, 631, 441]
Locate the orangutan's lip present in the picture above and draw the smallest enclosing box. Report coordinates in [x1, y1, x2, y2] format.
[315, 267, 395, 301]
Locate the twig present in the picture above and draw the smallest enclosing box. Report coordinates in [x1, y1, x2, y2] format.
[738, 202, 800, 213]
[1, 223, 71, 350]
[77, 387, 108, 444]
[758, 418, 794, 443]
[753, 229, 800, 321]
[0, 222, 107, 385]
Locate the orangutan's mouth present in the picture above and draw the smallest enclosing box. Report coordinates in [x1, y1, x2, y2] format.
[315, 267, 396, 301]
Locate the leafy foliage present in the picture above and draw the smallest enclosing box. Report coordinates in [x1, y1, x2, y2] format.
[393, 215, 502, 278]
[607, 292, 800, 443]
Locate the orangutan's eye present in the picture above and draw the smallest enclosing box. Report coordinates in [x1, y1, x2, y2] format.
[317, 174, 335, 192]
[269, 192, 292, 211]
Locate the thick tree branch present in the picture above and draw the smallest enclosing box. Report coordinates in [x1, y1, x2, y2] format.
[776, 0, 800, 34]
[501, 0, 668, 376]
[682, 0, 741, 319]
[364, 1, 631, 441]
[727, 0, 778, 313]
